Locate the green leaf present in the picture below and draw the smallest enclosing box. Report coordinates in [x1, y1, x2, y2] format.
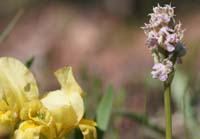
[96, 85, 113, 131]
[73, 128, 83, 139]
[171, 70, 200, 139]
[25, 56, 35, 68]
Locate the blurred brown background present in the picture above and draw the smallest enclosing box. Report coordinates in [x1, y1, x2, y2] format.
[0, 0, 200, 139]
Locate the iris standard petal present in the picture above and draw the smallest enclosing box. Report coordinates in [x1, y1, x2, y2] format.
[55, 66, 84, 96]
[41, 90, 81, 136]
[54, 67, 84, 121]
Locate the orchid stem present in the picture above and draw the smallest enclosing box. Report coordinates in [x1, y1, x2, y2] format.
[164, 82, 172, 139]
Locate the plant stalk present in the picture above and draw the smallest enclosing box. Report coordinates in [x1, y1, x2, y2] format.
[164, 82, 172, 139]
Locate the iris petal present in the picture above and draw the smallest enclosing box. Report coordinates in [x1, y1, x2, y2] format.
[79, 119, 97, 139]
[14, 120, 54, 139]
[41, 66, 84, 136]
[0, 57, 39, 112]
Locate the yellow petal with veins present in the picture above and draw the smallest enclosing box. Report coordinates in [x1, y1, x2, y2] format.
[19, 100, 57, 138]
[54, 67, 84, 122]
[14, 120, 54, 139]
[0, 110, 17, 132]
[55, 66, 84, 96]
[20, 100, 55, 127]
[41, 90, 82, 136]
[0, 100, 17, 131]
[0, 57, 39, 112]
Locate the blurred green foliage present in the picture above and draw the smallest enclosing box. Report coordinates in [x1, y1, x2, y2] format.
[96, 86, 113, 138]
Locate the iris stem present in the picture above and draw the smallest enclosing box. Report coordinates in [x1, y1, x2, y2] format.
[164, 82, 172, 139]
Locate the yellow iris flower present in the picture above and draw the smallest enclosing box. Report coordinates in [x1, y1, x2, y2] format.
[14, 120, 53, 139]
[0, 57, 39, 132]
[0, 57, 39, 111]
[0, 100, 17, 133]
[0, 57, 96, 139]
[14, 100, 57, 139]
[41, 67, 97, 138]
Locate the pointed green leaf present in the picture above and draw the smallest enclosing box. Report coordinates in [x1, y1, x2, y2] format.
[25, 56, 35, 68]
[96, 86, 113, 131]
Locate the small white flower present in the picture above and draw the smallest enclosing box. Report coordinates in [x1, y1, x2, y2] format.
[163, 34, 178, 52]
[141, 23, 152, 35]
[151, 60, 173, 81]
[150, 15, 162, 27]
[159, 13, 171, 23]
[165, 4, 175, 17]
[148, 31, 158, 38]
[165, 43, 175, 52]
[157, 27, 178, 52]
[153, 5, 161, 14]
[145, 31, 159, 48]
[159, 26, 172, 36]
[166, 34, 177, 43]
[146, 37, 158, 48]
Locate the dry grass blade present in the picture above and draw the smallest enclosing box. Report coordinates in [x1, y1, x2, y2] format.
[0, 9, 24, 43]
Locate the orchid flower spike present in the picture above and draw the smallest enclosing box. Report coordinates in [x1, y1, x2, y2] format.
[142, 4, 186, 82]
